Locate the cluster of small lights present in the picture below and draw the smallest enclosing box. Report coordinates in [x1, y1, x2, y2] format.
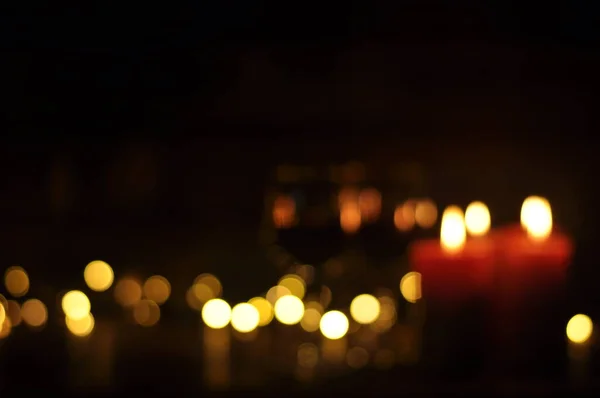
[0, 195, 593, 376]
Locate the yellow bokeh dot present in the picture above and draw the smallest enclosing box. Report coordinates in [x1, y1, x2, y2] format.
[21, 298, 48, 328]
[415, 199, 438, 228]
[0, 317, 12, 338]
[566, 314, 593, 344]
[300, 308, 322, 332]
[278, 275, 306, 299]
[4, 266, 30, 297]
[0, 302, 5, 327]
[84, 260, 114, 292]
[350, 294, 381, 324]
[266, 285, 291, 305]
[248, 297, 274, 326]
[231, 303, 260, 333]
[320, 310, 349, 340]
[114, 277, 143, 307]
[143, 275, 171, 305]
[193, 283, 216, 303]
[133, 299, 161, 327]
[202, 298, 231, 329]
[7, 300, 21, 326]
[66, 313, 95, 337]
[194, 274, 222, 298]
[465, 201, 491, 237]
[62, 290, 91, 320]
[274, 295, 304, 325]
[400, 272, 422, 303]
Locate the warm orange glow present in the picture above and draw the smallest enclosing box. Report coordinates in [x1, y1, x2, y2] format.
[266, 285, 291, 304]
[320, 310, 349, 340]
[300, 308, 322, 332]
[274, 295, 304, 325]
[350, 294, 380, 324]
[278, 274, 306, 299]
[248, 297, 273, 326]
[521, 196, 553, 241]
[133, 299, 161, 327]
[61, 290, 91, 321]
[66, 313, 95, 337]
[143, 275, 171, 305]
[4, 266, 29, 297]
[273, 194, 296, 228]
[337, 187, 360, 207]
[415, 199, 438, 228]
[84, 260, 114, 292]
[0, 317, 11, 338]
[465, 201, 491, 237]
[340, 202, 361, 234]
[440, 205, 466, 253]
[400, 272, 422, 303]
[114, 277, 143, 307]
[193, 273, 222, 303]
[566, 314, 593, 344]
[202, 299, 232, 329]
[6, 300, 21, 326]
[21, 299, 48, 328]
[0, 302, 5, 327]
[358, 188, 382, 222]
[394, 200, 416, 231]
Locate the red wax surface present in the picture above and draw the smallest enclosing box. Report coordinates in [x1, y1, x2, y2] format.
[409, 237, 495, 303]
[493, 224, 572, 301]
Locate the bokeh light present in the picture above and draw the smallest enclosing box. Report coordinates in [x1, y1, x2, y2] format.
[202, 298, 232, 329]
[0, 317, 12, 338]
[114, 277, 143, 307]
[266, 285, 291, 305]
[83, 260, 114, 292]
[320, 310, 349, 340]
[193, 274, 222, 301]
[278, 274, 306, 299]
[21, 298, 48, 328]
[566, 314, 593, 344]
[273, 194, 296, 229]
[4, 266, 30, 297]
[248, 297, 273, 326]
[66, 313, 95, 337]
[440, 205, 466, 253]
[300, 308, 322, 332]
[521, 196, 553, 241]
[394, 200, 416, 231]
[133, 299, 161, 327]
[340, 202, 361, 234]
[274, 295, 304, 325]
[464, 201, 491, 237]
[358, 188, 382, 222]
[400, 272, 422, 303]
[6, 300, 21, 326]
[143, 275, 171, 305]
[61, 290, 91, 321]
[350, 294, 381, 324]
[0, 302, 5, 327]
[230, 303, 260, 333]
[414, 199, 438, 228]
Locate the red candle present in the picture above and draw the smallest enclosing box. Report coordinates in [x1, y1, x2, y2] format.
[409, 205, 495, 304]
[493, 196, 573, 378]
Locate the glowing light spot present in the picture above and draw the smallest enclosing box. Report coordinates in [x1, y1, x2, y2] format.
[415, 199, 438, 228]
[202, 299, 232, 329]
[62, 290, 91, 321]
[566, 314, 593, 344]
[400, 272, 422, 303]
[440, 205, 466, 253]
[320, 310, 349, 340]
[300, 308, 322, 332]
[4, 266, 29, 297]
[143, 275, 171, 305]
[230, 303, 259, 333]
[193, 274, 222, 300]
[394, 200, 416, 231]
[66, 313, 95, 337]
[6, 300, 21, 326]
[133, 299, 161, 327]
[0, 302, 5, 327]
[266, 285, 291, 305]
[521, 196, 553, 241]
[350, 294, 381, 324]
[278, 274, 306, 299]
[340, 202, 361, 234]
[21, 299, 48, 328]
[0, 317, 12, 338]
[114, 277, 143, 307]
[84, 260, 114, 292]
[248, 297, 273, 326]
[465, 201, 491, 237]
[274, 295, 304, 325]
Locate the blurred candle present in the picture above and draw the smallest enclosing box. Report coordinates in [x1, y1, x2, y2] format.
[409, 205, 495, 302]
[493, 196, 573, 379]
[408, 205, 494, 378]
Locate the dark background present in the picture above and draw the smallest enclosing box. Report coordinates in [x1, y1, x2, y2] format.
[0, 1, 599, 395]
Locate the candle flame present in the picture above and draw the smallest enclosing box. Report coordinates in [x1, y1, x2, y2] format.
[440, 205, 466, 253]
[465, 201, 491, 237]
[520, 196, 552, 241]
